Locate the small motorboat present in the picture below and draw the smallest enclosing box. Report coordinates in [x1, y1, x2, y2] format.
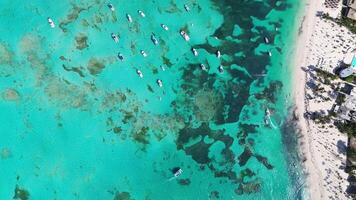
[118, 53, 124, 61]
[138, 10, 145, 17]
[200, 64, 207, 71]
[173, 167, 183, 177]
[126, 14, 133, 23]
[157, 79, 163, 87]
[47, 17, 55, 28]
[184, 4, 190, 12]
[151, 33, 159, 45]
[140, 50, 147, 57]
[218, 65, 224, 73]
[160, 65, 166, 71]
[268, 51, 272, 57]
[216, 50, 221, 58]
[136, 69, 143, 78]
[111, 33, 119, 43]
[191, 48, 198, 56]
[107, 3, 115, 11]
[180, 30, 190, 41]
[264, 37, 269, 44]
[161, 24, 169, 31]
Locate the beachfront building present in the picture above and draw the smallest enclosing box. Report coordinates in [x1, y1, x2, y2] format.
[324, 0, 344, 18]
[337, 86, 356, 121]
[343, 0, 356, 20]
[340, 53, 356, 78]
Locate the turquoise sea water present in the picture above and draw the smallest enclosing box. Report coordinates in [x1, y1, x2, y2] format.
[0, 0, 304, 199]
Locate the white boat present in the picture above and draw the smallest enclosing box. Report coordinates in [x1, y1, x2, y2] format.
[161, 24, 169, 31]
[126, 14, 132, 23]
[160, 65, 166, 71]
[151, 34, 159, 45]
[118, 53, 124, 61]
[184, 4, 190, 12]
[180, 30, 190, 41]
[191, 48, 198, 56]
[218, 65, 224, 73]
[200, 64, 207, 71]
[174, 168, 183, 177]
[264, 37, 269, 44]
[138, 10, 145, 17]
[157, 79, 163, 87]
[111, 33, 119, 43]
[107, 3, 115, 11]
[47, 17, 55, 28]
[216, 50, 221, 58]
[266, 108, 271, 117]
[268, 51, 272, 57]
[136, 69, 143, 78]
[140, 50, 147, 57]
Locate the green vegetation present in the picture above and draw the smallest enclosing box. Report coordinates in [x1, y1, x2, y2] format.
[344, 75, 356, 84]
[315, 68, 338, 80]
[322, 13, 356, 34]
[336, 93, 346, 105]
[336, 121, 356, 137]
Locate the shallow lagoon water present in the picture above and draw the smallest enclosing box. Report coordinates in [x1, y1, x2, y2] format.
[0, 0, 304, 199]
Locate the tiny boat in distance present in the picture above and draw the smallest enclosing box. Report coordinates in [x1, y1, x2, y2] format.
[157, 79, 163, 87]
[138, 10, 145, 17]
[151, 34, 159, 45]
[200, 64, 207, 71]
[180, 30, 190, 41]
[216, 50, 221, 58]
[264, 37, 269, 44]
[160, 65, 166, 71]
[47, 17, 55, 28]
[161, 24, 169, 31]
[111, 33, 119, 43]
[140, 50, 147, 57]
[218, 65, 224, 73]
[126, 14, 133, 23]
[173, 167, 183, 177]
[136, 69, 143, 78]
[118, 53, 124, 61]
[107, 3, 115, 11]
[191, 48, 198, 56]
[184, 4, 190, 12]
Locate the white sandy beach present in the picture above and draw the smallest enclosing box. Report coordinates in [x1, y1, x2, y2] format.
[293, 0, 356, 199]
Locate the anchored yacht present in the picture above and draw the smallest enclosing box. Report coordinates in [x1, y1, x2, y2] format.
[47, 17, 55, 28]
[184, 4, 190, 12]
[200, 64, 207, 71]
[180, 30, 190, 41]
[138, 10, 145, 17]
[191, 48, 198, 56]
[140, 50, 147, 57]
[161, 24, 169, 31]
[111, 33, 119, 43]
[216, 50, 221, 58]
[218, 65, 224, 73]
[264, 37, 269, 44]
[151, 33, 159, 45]
[118, 53, 124, 61]
[173, 167, 183, 177]
[107, 3, 115, 11]
[136, 69, 143, 78]
[156, 79, 163, 87]
[126, 14, 133, 23]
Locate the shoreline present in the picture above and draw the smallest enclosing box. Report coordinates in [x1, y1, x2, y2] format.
[292, 0, 354, 199]
[292, 0, 324, 198]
